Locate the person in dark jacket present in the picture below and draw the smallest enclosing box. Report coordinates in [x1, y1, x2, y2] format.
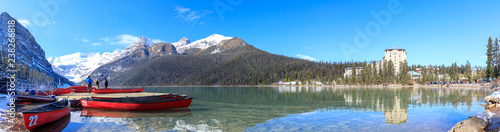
[86, 76, 92, 93]
[104, 77, 108, 89]
[96, 79, 100, 89]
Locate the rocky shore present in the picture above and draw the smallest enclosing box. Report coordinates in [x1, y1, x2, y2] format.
[0, 110, 27, 131]
[449, 88, 500, 132]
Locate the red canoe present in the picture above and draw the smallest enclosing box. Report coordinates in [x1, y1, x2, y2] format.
[53, 87, 72, 95]
[36, 87, 72, 96]
[72, 86, 91, 93]
[91, 95, 186, 101]
[90, 94, 174, 100]
[15, 95, 56, 102]
[22, 98, 70, 130]
[92, 87, 144, 94]
[80, 97, 192, 110]
[31, 113, 70, 132]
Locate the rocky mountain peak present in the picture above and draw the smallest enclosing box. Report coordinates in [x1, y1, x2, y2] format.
[208, 37, 248, 54]
[125, 36, 154, 51]
[1, 12, 10, 18]
[172, 37, 190, 48]
[219, 37, 247, 48]
[149, 42, 177, 56]
[176, 34, 232, 54]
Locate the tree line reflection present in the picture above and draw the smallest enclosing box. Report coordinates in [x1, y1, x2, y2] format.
[109, 87, 489, 131]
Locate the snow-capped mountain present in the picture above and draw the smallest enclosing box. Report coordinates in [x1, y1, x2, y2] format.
[175, 34, 232, 54]
[0, 12, 75, 86]
[49, 34, 232, 83]
[49, 37, 154, 83]
[172, 37, 190, 48]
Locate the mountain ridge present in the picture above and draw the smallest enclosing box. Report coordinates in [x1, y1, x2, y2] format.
[87, 37, 343, 86]
[0, 12, 74, 86]
[50, 34, 233, 83]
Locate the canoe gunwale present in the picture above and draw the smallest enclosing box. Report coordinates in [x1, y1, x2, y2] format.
[22, 98, 70, 114]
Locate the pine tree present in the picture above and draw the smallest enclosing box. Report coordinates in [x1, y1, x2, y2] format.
[428, 64, 434, 82]
[372, 61, 378, 84]
[387, 60, 395, 84]
[487, 37, 494, 79]
[399, 60, 408, 84]
[496, 38, 500, 77]
[351, 63, 356, 84]
[381, 61, 385, 83]
[361, 63, 368, 85]
[465, 60, 472, 80]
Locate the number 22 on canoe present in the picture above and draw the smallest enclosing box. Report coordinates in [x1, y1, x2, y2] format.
[28, 115, 38, 127]
[81, 100, 87, 106]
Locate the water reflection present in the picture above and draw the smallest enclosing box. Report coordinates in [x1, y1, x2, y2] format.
[80, 108, 192, 118]
[32, 113, 70, 132]
[140, 87, 488, 131]
[384, 96, 406, 124]
[0, 87, 491, 131]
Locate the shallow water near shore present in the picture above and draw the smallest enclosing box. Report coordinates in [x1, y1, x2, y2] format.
[1, 87, 492, 131]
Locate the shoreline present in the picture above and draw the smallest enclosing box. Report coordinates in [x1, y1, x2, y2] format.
[449, 83, 499, 131]
[111, 83, 492, 89]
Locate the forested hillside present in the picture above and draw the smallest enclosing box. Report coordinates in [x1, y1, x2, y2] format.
[98, 38, 353, 86]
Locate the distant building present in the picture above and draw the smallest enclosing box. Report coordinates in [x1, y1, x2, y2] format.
[344, 67, 363, 77]
[280, 81, 298, 85]
[472, 68, 477, 75]
[311, 81, 323, 85]
[416, 68, 422, 73]
[416, 67, 439, 74]
[384, 47, 407, 75]
[407, 71, 422, 81]
[375, 47, 407, 76]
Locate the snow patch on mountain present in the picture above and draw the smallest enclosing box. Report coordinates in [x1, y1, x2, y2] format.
[172, 37, 190, 48]
[49, 34, 231, 83]
[48, 37, 154, 83]
[210, 48, 221, 54]
[176, 34, 232, 54]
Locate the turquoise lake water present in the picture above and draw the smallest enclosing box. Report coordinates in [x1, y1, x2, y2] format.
[1, 87, 491, 131]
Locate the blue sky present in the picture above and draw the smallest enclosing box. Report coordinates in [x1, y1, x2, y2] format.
[1, 0, 500, 66]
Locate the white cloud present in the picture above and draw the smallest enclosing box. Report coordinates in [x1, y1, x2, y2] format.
[297, 54, 317, 61]
[17, 19, 31, 27]
[33, 20, 56, 26]
[99, 34, 139, 46]
[114, 34, 140, 45]
[151, 39, 163, 43]
[82, 38, 90, 43]
[99, 34, 162, 46]
[100, 37, 110, 42]
[174, 5, 213, 24]
[91, 43, 101, 46]
[174, 6, 190, 13]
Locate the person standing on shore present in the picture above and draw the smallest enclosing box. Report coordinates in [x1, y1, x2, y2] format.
[104, 77, 108, 89]
[86, 76, 92, 93]
[96, 79, 100, 89]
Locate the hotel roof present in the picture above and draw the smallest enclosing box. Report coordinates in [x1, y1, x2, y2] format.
[385, 47, 406, 51]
